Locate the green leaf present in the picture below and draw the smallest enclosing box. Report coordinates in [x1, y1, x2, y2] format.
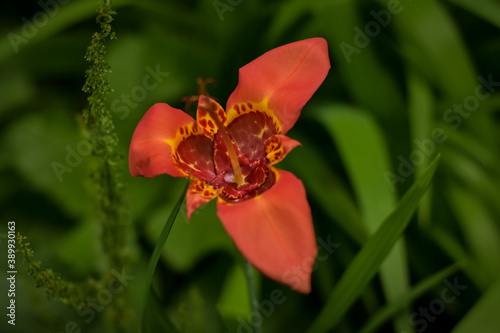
[452, 278, 500, 333]
[316, 106, 397, 232]
[142, 291, 180, 333]
[242, 260, 262, 333]
[307, 155, 440, 333]
[281, 134, 367, 245]
[407, 70, 435, 228]
[316, 105, 412, 332]
[447, 183, 500, 280]
[311, 0, 404, 119]
[446, 0, 500, 29]
[145, 199, 233, 272]
[0, 0, 111, 61]
[429, 226, 490, 291]
[264, 0, 311, 47]
[217, 264, 252, 319]
[359, 261, 464, 333]
[3, 110, 93, 217]
[168, 285, 228, 333]
[141, 178, 189, 333]
[386, 0, 476, 98]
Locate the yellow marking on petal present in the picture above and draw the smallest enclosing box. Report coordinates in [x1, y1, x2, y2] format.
[197, 100, 227, 139]
[191, 178, 219, 198]
[265, 135, 285, 165]
[257, 125, 270, 139]
[165, 122, 203, 151]
[226, 98, 282, 134]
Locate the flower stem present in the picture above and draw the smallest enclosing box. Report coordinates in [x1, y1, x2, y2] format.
[141, 178, 189, 331]
[243, 260, 263, 333]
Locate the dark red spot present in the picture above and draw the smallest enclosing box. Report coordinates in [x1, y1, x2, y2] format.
[208, 120, 215, 128]
[175, 135, 215, 181]
[227, 112, 278, 161]
[247, 102, 253, 109]
[203, 190, 210, 197]
[218, 109, 225, 120]
[241, 104, 246, 112]
[199, 119, 207, 128]
[180, 127, 184, 135]
[235, 104, 240, 113]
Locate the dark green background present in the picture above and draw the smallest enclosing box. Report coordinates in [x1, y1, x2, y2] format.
[1, 0, 499, 332]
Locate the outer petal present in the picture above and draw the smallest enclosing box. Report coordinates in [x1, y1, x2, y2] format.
[129, 103, 194, 178]
[217, 169, 317, 293]
[264, 134, 301, 165]
[186, 179, 218, 219]
[227, 38, 330, 134]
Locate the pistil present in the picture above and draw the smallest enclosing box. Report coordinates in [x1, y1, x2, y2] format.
[199, 96, 245, 186]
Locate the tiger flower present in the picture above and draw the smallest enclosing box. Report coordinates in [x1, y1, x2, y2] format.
[129, 38, 330, 293]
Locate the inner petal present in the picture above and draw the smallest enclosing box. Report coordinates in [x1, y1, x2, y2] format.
[212, 131, 250, 177]
[175, 134, 216, 181]
[197, 96, 227, 139]
[220, 165, 278, 202]
[227, 111, 278, 161]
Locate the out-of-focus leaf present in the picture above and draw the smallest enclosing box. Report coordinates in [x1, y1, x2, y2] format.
[3, 109, 93, 217]
[146, 199, 233, 272]
[308, 155, 440, 333]
[429, 226, 490, 291]
[0, 67, 35, 117]
[447, 183, 500, 280]
[387, 0, 476, 98]
[281, 136, 367, 245]
[316, 104, 411, 332]
[447, 0, 500, 29]
[169, 285, 227, 333]
[451, 278, 500, 333]
[443, 148, 500, 219]
[217, 264, 251, 319]
[142, 291, 179, 333]
[54, 219, 102, 275]
[141, 179, 188, 332]
[443, 127, 500, 171]
[407, 70, 435, 227]
[264, 0, 311, 47]
[0, 0, 109, 61]
[359, 261, 464, 333]
[311, 0, 405, 120]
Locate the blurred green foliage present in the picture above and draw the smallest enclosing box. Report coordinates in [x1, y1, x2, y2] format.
[1, 0, 499, 332]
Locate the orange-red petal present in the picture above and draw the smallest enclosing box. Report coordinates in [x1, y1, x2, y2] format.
[217, 169, 317, 293]
[264, 134, 301, 165]
[196, 95, 227, 139]
[226, 38, 330, 134]
[129, 103, 195, 178]
[186, 179, 219, 219]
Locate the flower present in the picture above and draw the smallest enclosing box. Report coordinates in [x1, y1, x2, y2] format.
[129, 38, 330, 293]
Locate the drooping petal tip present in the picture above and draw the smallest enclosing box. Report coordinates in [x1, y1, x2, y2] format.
[217, 169, 317, 293]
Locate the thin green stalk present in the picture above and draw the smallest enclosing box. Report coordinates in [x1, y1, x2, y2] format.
[243, 260, 263, 333]
[141, 178, 189, 332]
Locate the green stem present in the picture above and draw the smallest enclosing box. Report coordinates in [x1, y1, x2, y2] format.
[141, 178, 189, 332]
[243, 260, 263, 333]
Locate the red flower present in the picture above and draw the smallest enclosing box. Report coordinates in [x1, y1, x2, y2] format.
[129, 38, 330, 293]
